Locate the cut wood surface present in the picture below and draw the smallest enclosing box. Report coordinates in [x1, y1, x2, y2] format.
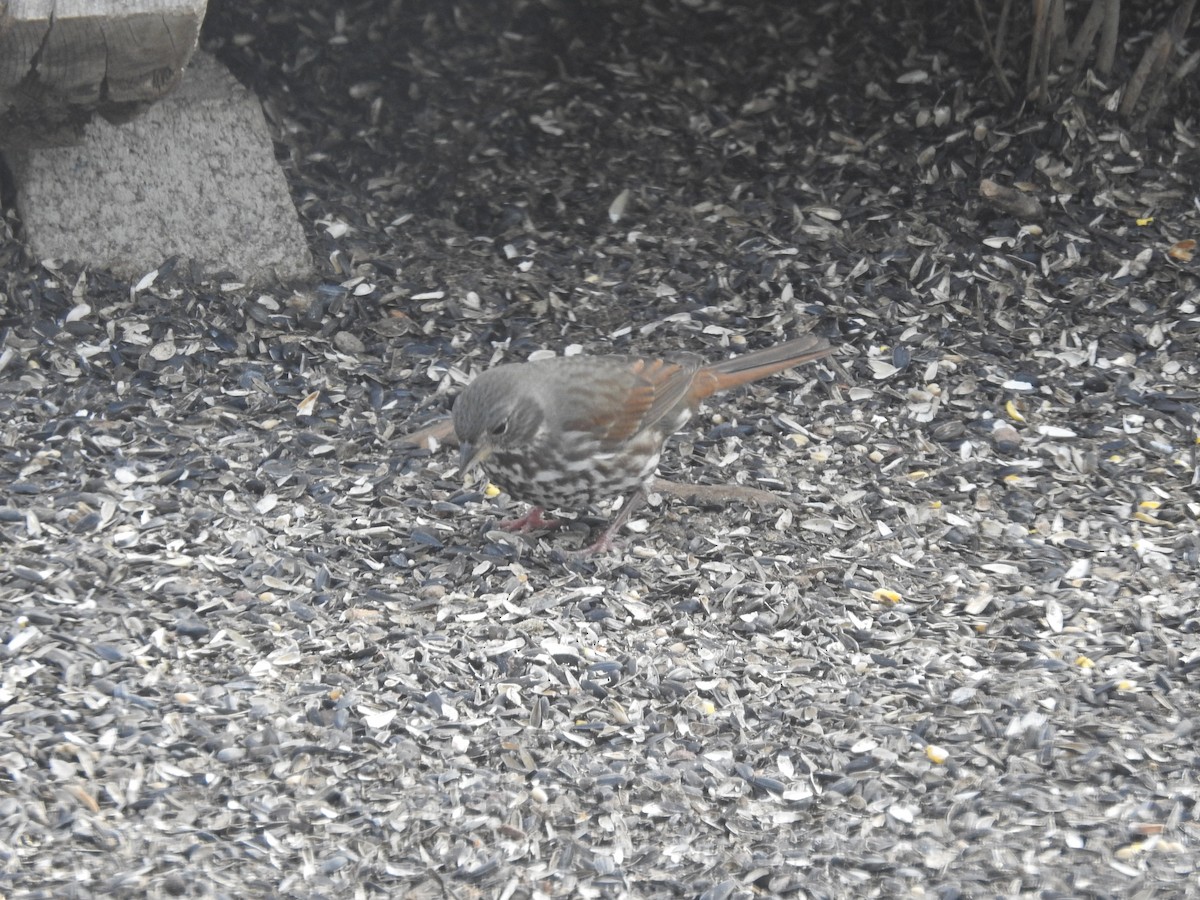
[0, 0, 206, 147]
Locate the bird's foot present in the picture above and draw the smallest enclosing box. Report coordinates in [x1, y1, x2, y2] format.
[498, 506, 564, 533]
[569, 527, 622, 557]
[564, 489, 648, 557]
[559, 522, 621, 558]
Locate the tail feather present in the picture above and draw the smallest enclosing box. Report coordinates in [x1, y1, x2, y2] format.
[698, 335, 833, 397]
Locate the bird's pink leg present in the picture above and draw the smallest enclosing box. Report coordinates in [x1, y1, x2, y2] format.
[499, 506, 564, 533]
[574, 489, 648, 556]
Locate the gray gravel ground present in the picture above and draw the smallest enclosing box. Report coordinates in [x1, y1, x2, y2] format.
[2, 1, 1199, 898]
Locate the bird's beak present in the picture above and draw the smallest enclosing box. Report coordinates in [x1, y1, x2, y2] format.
[459, 441, 493, 475]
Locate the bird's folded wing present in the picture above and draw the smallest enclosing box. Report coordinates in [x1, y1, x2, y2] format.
[561, 357, 693, 447]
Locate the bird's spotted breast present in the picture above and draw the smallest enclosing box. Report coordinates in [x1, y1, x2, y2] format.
[483, 428, 666, 510]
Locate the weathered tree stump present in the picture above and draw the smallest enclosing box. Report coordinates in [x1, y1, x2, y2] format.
[0, 0, 206, 148]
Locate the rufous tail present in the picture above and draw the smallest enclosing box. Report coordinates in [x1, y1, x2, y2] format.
[694, 335, 833, 399]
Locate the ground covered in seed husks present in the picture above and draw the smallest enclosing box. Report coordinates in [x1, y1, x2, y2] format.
[2, 0, 1200, 897]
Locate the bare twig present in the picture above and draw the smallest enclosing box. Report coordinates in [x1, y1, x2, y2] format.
[1174, 47, 1200, 84]
[1121, 28, 1174, 116]
[995, 0, 1014, 64]
[398, 416, 456, 451]
[1049, 0, 1069, 69]
[1068, 0, 1107, 63]
[972, 0, 1016, 99]
[1097, 0, 1121, 75]
[649, 478, 793, 509]
[1120, 0, 1197, 118]
[1027, 0, 1050, 99]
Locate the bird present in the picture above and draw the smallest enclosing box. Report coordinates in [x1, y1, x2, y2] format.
[452, 334, 834, 554]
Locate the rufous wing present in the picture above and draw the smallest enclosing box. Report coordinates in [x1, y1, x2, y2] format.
[562, 358, 695, 447]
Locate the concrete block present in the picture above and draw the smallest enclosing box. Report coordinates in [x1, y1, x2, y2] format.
[5, 51, 313, 284]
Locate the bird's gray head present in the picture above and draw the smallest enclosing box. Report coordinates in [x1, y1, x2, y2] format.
[453, 365, 546, 473]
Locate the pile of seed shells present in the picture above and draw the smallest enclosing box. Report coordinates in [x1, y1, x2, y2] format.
[2, 0, 1198, 897]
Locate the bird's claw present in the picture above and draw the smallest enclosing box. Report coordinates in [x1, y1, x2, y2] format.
[498, 507, 564, 533]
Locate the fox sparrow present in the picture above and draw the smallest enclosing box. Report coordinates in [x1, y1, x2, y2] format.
[453, 334, 834, 553]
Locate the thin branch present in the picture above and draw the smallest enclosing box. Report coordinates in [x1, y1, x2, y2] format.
[1119, 31, 1169, 115]
[1027, 0, 1050, 99]
[972, 0, 1016, 100]
[995, 0, 1014, 63]
[1173, 48, 1200, 85]
[1120, 0, 1197, 118]
[1048, 0, 1069, 69]
[1097, 0, 1121, 75]
[1068, 0, 1106, 63]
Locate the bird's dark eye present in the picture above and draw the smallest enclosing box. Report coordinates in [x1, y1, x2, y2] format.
[490, 421, 508, 436]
